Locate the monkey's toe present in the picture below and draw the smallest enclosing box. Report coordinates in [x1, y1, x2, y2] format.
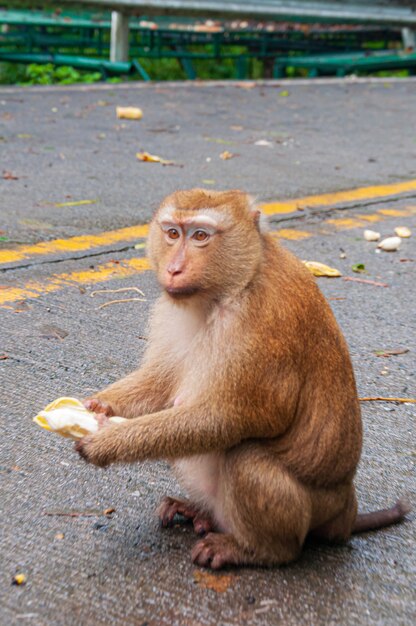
[193, 515, 214, 536]
[157, 496, 198, 528]
[191, 533, 241, 569]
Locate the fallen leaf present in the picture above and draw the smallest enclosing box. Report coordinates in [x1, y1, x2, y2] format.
[12, 574, 26, 586]
[343, 277, 388, 287]
[394, 226, 411, 238]
[351, 263, 366, 273]
[193, 570, 235, 593]
[17, 133, 32, 139]
[13, 300, 31, 313]
[204, 137, 236, 145]
[116, 106, 143, 120]
[54, 199, 96, 208]
[19, 218, 53, 230]
[235, 81, 256, 89]
[0, 353, 9, 360]
[279, 90, 289, 97]
[220, 151, 237, 160]
[202, 179, 216, 185]
[104, 507, 116, 516]
[3, 170, 19, 180]
[0, 236, 10, 242]
[39, 324, 68, 340]
[374, 348, 409, 358]
[54, 532, 65, 540]
[302, 261, 342, 277]
[136, 152, 175, 165]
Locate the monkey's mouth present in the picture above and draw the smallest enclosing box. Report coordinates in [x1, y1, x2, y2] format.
[165, 286, 200, 298]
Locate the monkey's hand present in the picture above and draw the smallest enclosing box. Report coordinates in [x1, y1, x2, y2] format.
[75, 421, 121, 467]
[83, 397, 115, 417]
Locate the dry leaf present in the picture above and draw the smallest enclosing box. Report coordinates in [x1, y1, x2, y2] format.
[39, 324, 68, 340]
[394, 226, 411, 238]
[54, 199, 96, 208]
[302, 261, 342, 277]
[193, 570, 234, 593]
[0, 353, 9, 360]
[12, 574, 26, 586]
[374, 348, 409, 358]
[378, 236, 401, 251]
[104, 507, 116, 516]
[116, 106, 143, 120]
[220, 151, 236, 160]
[3, 170, 19, 180]
[136, 152, 175, 165]
[13, 300, 31, 313]
[364, 229, 380, 241]
[54, 532, 65, 540]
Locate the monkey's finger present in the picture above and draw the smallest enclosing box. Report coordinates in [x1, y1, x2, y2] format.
[83, 398, 114, 416]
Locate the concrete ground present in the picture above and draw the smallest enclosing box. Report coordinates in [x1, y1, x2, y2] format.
[0, 78, 415, 626]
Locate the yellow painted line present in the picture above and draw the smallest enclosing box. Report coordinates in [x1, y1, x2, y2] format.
[377, 208, 413, 217]
[356, 214, 381, 223]
[325, 217, 365, 229]
[270, 229, 312, 240]
[0, 224, 149, 265]
[326, 205, 416, 230]
[0, 258, 150, 306]
[2, 181, 416, 267]
[261, 179, 416, 215]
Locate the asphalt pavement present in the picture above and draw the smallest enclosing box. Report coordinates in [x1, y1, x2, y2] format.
[0, 78, 415, 626]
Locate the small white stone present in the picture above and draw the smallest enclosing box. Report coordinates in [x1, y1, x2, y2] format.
[377, 236, 401, 251]
[363, 229, 380, 241]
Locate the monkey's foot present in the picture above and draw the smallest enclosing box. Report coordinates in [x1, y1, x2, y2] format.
[83, 398, 114, 417]
[157, 497, 214, 535]
[192, 533, 244, 569]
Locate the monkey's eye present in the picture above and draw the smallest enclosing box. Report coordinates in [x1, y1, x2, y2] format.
[167, 228, 180, 240]
[192, 230, 209, 242]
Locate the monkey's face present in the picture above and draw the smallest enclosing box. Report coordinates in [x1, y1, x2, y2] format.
[148, 189, 265, 300]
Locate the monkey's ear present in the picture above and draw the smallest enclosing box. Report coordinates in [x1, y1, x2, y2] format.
[250, 209, 269, 233]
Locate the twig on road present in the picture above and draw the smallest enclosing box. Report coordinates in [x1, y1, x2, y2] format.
[343, 277, 388, 287]
[359, 397, 416, 404]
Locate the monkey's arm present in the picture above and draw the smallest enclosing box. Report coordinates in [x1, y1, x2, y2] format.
[75, 402, 278, 468]
[89, 364, 175, 418]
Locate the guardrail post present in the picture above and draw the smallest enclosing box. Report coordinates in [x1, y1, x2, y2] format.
[402, 27, 415, 49]
[110, 11, 129, 62]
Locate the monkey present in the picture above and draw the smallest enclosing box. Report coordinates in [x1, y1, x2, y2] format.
[75, 188, 410, 569]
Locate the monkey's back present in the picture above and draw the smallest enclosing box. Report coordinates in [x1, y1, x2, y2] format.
[254, 238, 362, 488]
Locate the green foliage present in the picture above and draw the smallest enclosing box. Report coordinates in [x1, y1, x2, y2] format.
[0, 62, 102, 85]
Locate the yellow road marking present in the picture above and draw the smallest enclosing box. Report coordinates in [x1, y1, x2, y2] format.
[0, 224, 149, 265]
[270, 229, 312, 240]
[261, 179, 416, 215]
[1, 181, 416, 267]
[0, 258, 150, 306]
[326, 205, 416, 229]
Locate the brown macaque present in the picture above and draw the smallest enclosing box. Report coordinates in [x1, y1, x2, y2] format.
[76, 189, 410, 569]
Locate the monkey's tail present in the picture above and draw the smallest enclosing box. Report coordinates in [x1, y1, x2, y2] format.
[352, 499, 411, 534]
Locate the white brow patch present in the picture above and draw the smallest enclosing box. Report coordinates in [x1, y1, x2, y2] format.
[183, 214, 218, 228]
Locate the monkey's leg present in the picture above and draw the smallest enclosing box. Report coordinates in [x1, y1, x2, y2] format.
[192, 444, 312, 569]
[157, 496, 214, 535]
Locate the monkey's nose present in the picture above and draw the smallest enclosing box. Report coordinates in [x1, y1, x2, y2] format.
[167, 267, 183, 277]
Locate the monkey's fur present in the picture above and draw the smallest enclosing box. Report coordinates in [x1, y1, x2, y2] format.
[76, 189, 409, 569]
